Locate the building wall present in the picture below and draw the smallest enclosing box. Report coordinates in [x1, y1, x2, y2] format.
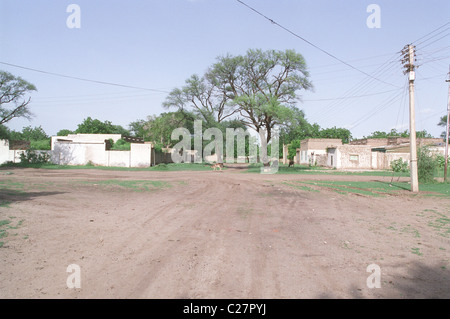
[106, 150, 131, 167]
[382, 152, 410, 170]
[350, 138, 389, 147]
[300, 139, 342, 165]
[51, 134, 122, 150]
[9, 150, 26, 163]
[0, 140, 10, 164]
[327, 147, 411, 170]
[52, 141, 152, 168]
[52, 142, 106, 166]
[300, 149, 329, 165]
[2, 137, 152, 168]
[330, 145, 372, 169]
[351, 137, 443, 147]
[0, 139, 27, 163]
[130, 143, 151, 167]
[301, 138, 342, 150]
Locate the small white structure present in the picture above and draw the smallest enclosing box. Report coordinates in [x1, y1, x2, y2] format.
[51, 134, 152, 168]
[300, 138, 342, 166]
[327, 145, 372, 169]
[0, 139, 27, 164]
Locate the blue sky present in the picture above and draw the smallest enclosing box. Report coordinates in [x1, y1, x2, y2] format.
[1, 0, 449, 138]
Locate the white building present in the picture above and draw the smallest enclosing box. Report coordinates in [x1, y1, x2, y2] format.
[51, 134, 152, 168]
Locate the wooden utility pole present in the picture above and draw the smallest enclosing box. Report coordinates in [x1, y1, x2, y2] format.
[402, 44, 419, 192]
[445, 65, 450, 182]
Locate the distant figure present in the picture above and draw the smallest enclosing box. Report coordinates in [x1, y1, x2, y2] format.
[211, 163, 224, 171]
[288, 159, 294, 167]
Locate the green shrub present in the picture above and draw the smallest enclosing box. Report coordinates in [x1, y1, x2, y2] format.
[19, 150, 51, 164]
[417, 146, 438, 183]
[30, 139, 51, 150]
[390, 158, 409, 182]
[287, 140, 300, 160]
[154, 143, 164, 153]
[435, 154, 450, 168]
[111, 139, 131, 151]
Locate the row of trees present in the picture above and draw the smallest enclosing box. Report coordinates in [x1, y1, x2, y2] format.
[1, 45, 448, 157]
[364, 128, 433, 139]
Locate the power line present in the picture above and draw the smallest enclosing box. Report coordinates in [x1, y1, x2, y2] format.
[417, 33, 450, 51]
[413, 22, 450, 46]
[349, 86, 408, 130]
[310, 52, 404, 123]
[302, 89, 399, 102]
[0, 61, 170, 94]
[313, 22, 450, 128]
[235, 0, 399, 88]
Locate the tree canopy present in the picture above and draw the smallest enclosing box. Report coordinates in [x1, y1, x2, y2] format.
[164, 49, 313, 147]
[0, 71, 37, 125]
[364, 128, 433, 139]
[129, 111, 196, 147]
[1, 125, 51, 150]
[207, 49, 313, 144]
[75, 117, 130, 135]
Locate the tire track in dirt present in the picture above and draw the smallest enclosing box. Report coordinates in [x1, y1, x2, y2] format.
[2, 168, 449, 298]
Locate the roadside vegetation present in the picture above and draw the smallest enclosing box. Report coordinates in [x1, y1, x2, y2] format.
[282, 180, 449, 197]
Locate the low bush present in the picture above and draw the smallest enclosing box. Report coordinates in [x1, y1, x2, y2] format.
[390, 158, 409, 182]
[110, 139, 131, 151]
[417, 146, 438, 183]
[30, 139, 51, 150]
[19, 150, 51, 164]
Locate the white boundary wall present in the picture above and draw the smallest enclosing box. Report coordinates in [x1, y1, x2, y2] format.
[0, 136, 152, 168]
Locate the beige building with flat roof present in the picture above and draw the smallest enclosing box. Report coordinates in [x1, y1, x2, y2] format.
[299, 138, 342, 166]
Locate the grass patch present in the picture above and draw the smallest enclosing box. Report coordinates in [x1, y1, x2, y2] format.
[82, 179, 172, 192]
[411, 247, 423, 256]
[245, 163, 402, 177]
[292, 180, 408, 197]
[289, 180, 449, 197]
[282, 181, 320, 192]
[427, 210, 450, 238]
[151, 163, 214, 171]
[419, 183, 450, 197]
[246, 163, 331, 174]
[0, 218, 25, 248]
[1, 162, 214, 172]
[0, 180, 25, 190]
[0, 200, 12, 208]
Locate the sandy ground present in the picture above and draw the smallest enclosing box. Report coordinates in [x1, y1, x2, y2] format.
[0, 165, 449, 299]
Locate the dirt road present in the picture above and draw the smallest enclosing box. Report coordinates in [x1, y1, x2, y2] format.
[1, 167, 449, 298]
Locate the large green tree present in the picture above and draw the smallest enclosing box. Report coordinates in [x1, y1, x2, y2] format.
[75, 117, 129, 135]
[364, 129, 432, 139]
[56, 129, 74, 136]
[207, 49, 313, 145]
[164, 49, 313, 153]
[319, 126, 352, 144]
[163, 74, 237, 127]
[3, 125, 51, 150]
[132, 111, 196, 148]
[0, 71, 36, 125]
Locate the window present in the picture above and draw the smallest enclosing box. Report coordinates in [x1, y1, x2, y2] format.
[349, 154, 359, 161]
